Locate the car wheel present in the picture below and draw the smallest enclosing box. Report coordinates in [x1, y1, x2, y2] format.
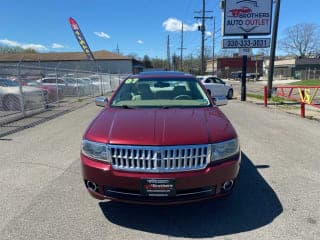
[3, 95, 21, 111]
[227, 89, 233, 99]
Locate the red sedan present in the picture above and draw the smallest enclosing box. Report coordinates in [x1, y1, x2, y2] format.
[81, 71, 240, 204]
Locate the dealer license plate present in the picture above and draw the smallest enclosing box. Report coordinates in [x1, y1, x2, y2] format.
[141, 179, 176, 197]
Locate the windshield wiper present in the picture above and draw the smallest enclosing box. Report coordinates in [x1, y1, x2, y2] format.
[161, 106, 171, 109]
[116, 105, 135, 109]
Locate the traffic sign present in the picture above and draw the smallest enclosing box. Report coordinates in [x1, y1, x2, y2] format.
[223, 38, 271, 48]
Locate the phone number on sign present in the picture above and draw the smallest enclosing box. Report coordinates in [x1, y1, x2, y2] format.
[223, 39, 270, 48]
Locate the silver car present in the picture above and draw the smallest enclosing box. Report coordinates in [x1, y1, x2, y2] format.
[0, 79, 45, 111]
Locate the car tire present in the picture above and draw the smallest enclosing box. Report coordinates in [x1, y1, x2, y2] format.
[227, 89, 233, 99]
[3, 95, 21, 111]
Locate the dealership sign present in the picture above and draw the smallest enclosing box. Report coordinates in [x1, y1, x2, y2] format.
[223, 0, 273, 36]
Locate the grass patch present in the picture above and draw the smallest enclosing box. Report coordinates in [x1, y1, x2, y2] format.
[271, 96, 285, 104]
[289, 80, 320, 86]
[247, 93, 284, 104]
[247, 93, 264, 100]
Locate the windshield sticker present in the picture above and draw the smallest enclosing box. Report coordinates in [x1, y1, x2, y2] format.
[125, 78, 138, 84]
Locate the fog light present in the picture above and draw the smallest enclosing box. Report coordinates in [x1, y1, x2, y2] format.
[221, 180, 234, 192]
[85, 180, 98, 192]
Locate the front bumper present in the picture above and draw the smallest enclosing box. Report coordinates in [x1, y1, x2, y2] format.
[81, 154, 240, 204]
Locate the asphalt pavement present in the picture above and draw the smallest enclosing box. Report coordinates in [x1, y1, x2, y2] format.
[0, 101, 319, 240]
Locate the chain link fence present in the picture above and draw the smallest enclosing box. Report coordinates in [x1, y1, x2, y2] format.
[0, 63, 128, 129]
[294, 69, 320, 80]
[274, 68, 320, 80]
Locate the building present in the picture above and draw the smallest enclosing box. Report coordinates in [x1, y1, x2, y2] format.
[206, 59, 218, 74]
[264, 57, 320, 80]
[0, 50, 143, 75]
[215, 56, 263, 79]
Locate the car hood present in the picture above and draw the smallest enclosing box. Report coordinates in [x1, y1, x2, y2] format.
[85, 107, 237, 145]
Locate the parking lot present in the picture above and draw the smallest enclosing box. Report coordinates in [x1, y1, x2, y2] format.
[0, 99, 319, 240]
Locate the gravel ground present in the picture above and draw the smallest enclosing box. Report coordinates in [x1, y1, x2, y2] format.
[0, 101, 319, 240]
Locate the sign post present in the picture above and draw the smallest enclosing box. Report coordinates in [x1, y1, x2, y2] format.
[241, 35, 248, 101]
[221, 0, 273, 101]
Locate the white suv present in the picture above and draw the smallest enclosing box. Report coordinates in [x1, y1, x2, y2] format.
[197, 76, 233, 99]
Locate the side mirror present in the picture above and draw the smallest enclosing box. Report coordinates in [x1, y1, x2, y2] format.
[213, 96, 228, 106]
[95, 97, 108, 107]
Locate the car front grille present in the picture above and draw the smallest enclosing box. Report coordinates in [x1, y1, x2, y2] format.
[109, 144, 210, 173]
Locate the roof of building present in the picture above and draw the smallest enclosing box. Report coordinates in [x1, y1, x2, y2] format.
[0, 50, 132, 62]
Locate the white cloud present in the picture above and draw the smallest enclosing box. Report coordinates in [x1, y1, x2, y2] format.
[162, 18, 199, 32]
[94, 31, 110, 39]
[206, 31, 212, 37]
[0, 38, 48, 51]
[137, 40, 144, 45]
[0, 39, 20, 47]
[51, 43, 64, 49]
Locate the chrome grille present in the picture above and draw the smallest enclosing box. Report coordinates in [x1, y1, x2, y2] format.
[109, 145, 210, 173]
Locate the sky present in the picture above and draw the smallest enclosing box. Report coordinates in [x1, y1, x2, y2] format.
[0, 0, 319, 58]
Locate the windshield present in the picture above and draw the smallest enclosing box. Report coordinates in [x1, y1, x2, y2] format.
[65, 79, 76, 84]
[0, 79, 19, 87]
[110, 77, 211, 108]
[25, 80, 40, 86]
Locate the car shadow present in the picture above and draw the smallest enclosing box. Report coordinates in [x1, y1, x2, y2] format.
[99, 152, 283, 238]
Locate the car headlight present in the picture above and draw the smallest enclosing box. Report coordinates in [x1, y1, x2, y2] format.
[81, 140, 111, 163]
[210, 138, 239, 161]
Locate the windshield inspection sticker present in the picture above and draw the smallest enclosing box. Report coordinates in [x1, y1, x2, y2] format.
[125, 78, 138, 84]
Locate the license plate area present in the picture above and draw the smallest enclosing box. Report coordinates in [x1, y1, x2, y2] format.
[141, 179, 176, 197]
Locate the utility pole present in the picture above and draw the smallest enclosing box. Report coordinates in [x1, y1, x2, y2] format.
[172, 53, 177, 71]
[167, 35, 171, 70]
[116, 43, 120, 55]
[195, 0, 213, 75]
[268, 0, 281, 97]
[241, 35, 248, 101]
[212, 16, 216, 75]
[190, 53, 193, 73]
[178, 23, 186, 71]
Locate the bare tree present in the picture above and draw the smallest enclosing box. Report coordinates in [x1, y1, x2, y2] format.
[280, 23, 320, 57]
[256, 48, 270, 57]
[0, 45, 37, 54]
[217, 49, 236, 57]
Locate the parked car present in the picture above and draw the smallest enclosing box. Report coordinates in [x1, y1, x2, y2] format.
[81, 71, 240, 204]
[24, 80, 64, 103]
[76, 78, 93, 96]
[37, 77, 78, 96]
[0, 78, 45, 111]
[197, 75, 234, 99]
